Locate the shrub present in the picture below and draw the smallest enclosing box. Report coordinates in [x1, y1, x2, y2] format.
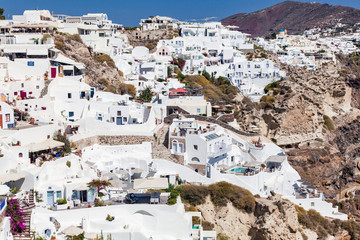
[177, 185, 209, 206]
[106, 85, 117, 94]
[217, 233, 230, 240]
[66, 160, 71, 168]
[202, 220, 214, 231]
[208, 181, 255, 213]
[118, 83, 136, 98]
[67, 34, 83, 44]
[260, 95, 276, 104]
[53, 130, 71, 153]
[93, 54, 115, 68]
[323, 115, 335, 131]
[138, 87, 153, 102]
[5, 198, 26, 234]
[41, 34, 51, 43]
[54, 39, 65, 52]
[98, 78, 109, 87]
[264, 81, 280, 93]
[56, 198, 67, 205]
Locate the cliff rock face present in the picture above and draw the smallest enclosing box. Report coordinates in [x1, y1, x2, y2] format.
[53, 34, 123, 88]
[222, 1, 360, 37]
[196, 196, 318, 240]
[235, 52, 360, 196]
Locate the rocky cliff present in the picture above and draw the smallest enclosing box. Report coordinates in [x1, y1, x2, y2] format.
[53, 34, 123, 89]
[234, 51, 360, 200]
[222, 1, 360, 37]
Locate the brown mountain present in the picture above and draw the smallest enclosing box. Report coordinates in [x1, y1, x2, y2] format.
[221, 1, 360, 37]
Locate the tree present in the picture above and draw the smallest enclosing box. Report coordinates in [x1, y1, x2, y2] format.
[87, 179, 112, 196]
[138, 87, 153, 102]
[0, 9, 4, 20]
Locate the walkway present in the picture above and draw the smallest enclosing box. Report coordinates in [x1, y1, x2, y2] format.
[13, 190, 35, 240]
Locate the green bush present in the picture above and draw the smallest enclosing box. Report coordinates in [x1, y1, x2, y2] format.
[178, 185, 209, 206]
[323, 115, 335, 131]
[202, 220, 214, 231]
[66, 161, 71, 168]
[264, 81, 280, 93]
[217, 233, 230, 240]
[138, 87, 153, 102]
[208, 181, 255, 213]
[56, 198, 67, 205]
[98, 78, 109, 87]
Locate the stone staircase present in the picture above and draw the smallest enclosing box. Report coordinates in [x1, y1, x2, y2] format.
[13, 190, 35, 240]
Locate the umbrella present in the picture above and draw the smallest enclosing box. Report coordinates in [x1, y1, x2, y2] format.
[0, 185, 10, 195]
[0, 173, 25, 184]
[62, 225, 83, 236]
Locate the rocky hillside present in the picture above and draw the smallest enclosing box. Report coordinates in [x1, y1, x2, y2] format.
[222, 1, 360, 37]
[53, 34, 124, 90]
[177, 182, 359, 240]
[233, 49, 360, 204]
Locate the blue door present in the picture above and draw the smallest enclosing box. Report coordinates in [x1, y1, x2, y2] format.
[116, 117, 122, 125]
[47, 191, 54, 206]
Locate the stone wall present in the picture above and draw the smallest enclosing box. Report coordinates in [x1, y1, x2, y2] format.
[74, 135, 154, 150]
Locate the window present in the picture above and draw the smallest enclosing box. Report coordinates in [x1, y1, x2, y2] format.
[197, 108, 201, 114]
[69, 112, 74, 117]
[193, 145, 198, 150]
[36, 85, 39, 89]
[311, 202, 315, 207]
[21, 83, 24, 88]
[56, 191, 61, 199]
[68, 93, 72, 99]
[117, 111, 121, 116]
[123, 117, 127, 122]
[5, 114, 10, 122]
[191, 157, 200, 162]
[14, 92, 17, 96]
[19, 153, 23, 158]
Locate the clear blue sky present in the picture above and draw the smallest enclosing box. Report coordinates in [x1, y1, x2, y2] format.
[2, 0, 360, 26]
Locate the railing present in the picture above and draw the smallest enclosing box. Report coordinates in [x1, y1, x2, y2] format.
[0, 197, 6, 212]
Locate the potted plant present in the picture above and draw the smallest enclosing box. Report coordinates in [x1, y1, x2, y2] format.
[44, 71, 49, 80]
[106, 214, 115, 221]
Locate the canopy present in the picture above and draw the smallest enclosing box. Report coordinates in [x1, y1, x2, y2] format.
[0, 173, 25, 184]
[27, 139, 64, 152]
[74, 185, 88, 191]
[0, 185, 10, 195]
[27, 49, 48, 56]
[133, 178, 168, 190]
[62, 225, 83, 236]
[169, 88, 187, 93]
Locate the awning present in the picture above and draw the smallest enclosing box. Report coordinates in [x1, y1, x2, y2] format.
[27, 49, 48, 56]
[27, 139, 65, 152]
[62, 226, 83, 236]
[169, 88, 187, 93]
[0, 185, 10, 195]
[0, 173, 25, 184]
[74, 185, 88, 191]
[63, 65, 74, 71]
[133, 178, 168, 190]
[265, 155, 286, 163]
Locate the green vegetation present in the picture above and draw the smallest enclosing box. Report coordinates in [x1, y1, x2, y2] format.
[166, 184, 179, 205]
[56, 198, 67, 205]
[138, 87, 153, 102]
[98, 78, 109, 87]
[66, 160, 71, 168]
[93, 54, 115, 68]
[178, 182, 255, 213]
[41, 34, 51, 43]
[67, 34, 83, 44]
[323, 115, 335, 131]
[53, 131, 71, 153]
[183, 74, 238, 104]
[0, 8, 5, 20]
[54, 38, 66, 52]
[105, 85, 117, 94]
[217, 233, 230, 240]
[264, 80, 281, 93]
[118, 83, 136, 98]
[201, 220, 214, 231]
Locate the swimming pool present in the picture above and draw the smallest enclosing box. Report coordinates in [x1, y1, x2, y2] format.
[229, 167, 247, 173]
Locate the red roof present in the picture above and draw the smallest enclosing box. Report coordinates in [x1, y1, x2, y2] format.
[169, 88, 187, 93]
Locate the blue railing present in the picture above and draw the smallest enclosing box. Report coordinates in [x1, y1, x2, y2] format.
[0, 198, 6, 211]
